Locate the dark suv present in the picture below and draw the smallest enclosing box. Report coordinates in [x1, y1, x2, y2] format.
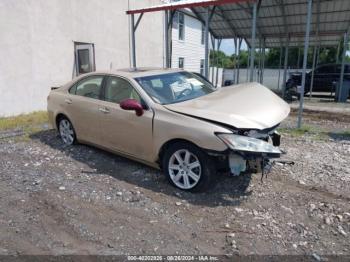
[285, 63, 350, 98]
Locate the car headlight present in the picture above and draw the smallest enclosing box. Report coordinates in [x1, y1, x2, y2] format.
[216, 133, 281, 154]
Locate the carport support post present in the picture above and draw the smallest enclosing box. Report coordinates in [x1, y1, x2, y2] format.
[249, 2, 257, 82]
[258, 37, 262, 83]
[246, 47, 250, 82]
[277, 46, 283, 90]
[215, 39, 222, 87]
[233, 37, 237, 83]
[204, 7, 210, 78]
[237, 38, 242, 84]
[309, 46, 317, 98]
[130, 14, 136, 69]
[297, 0, 313, 128]
[211, 37, 216, 84]
[336, 41, 341, 64]
[339, 32, 348, 102]
[261, 37, 266, 84]
[164, 10, 170, 68]
[282, 36, 290, 95]
[297, 47, 301, 69]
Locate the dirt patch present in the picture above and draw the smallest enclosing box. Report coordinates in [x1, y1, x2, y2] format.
[0, 114, 349, 257]
[290, 108, 350, 124]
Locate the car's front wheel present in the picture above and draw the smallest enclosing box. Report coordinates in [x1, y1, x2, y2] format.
[162, 142, 215, 192]
[58, 117, 76, 145]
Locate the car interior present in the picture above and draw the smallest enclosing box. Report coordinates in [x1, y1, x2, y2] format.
[76, 83, 100, 99]
[105, 77, 141, 104]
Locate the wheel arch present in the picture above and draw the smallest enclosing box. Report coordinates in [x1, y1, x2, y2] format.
[158, 138, 203, 169]
[55, 113, 72, 130]
[158, 138, 196, 163]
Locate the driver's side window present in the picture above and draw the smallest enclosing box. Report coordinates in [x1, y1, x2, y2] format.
[103, 76, 141, 104]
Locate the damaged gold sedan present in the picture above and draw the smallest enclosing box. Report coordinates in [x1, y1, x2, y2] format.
[47, 68, 290, 192]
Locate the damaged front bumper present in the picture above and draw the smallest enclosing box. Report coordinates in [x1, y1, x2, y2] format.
[228, 150, 280, 176]
[211, 131, 283, 176]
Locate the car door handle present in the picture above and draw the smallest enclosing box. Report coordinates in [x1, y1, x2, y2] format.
[99, 107, 110, 114]
[65, 99, 72, 104]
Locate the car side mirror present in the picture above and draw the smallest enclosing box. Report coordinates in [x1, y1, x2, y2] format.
[120, 99, 144, 116]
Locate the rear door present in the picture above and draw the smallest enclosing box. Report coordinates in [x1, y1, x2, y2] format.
[314, 65, 335, 92]
[325, 65, 337, 92]
[98, 76, 154, 162]
[65, 75, 104, 144]
[312, 67, 322, 91]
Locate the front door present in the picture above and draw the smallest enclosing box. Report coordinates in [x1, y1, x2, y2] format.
[98, 76, 154, 162]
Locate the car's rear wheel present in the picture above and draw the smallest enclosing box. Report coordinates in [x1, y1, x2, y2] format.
[162, 142, 215, 192]
[58, 117, 76, 145]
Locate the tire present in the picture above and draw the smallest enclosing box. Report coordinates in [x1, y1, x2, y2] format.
[162, 142, 215, 192]
[284, 82, 296, 101]
[58, 116, 77, 145]
[284, 89, 293, 102]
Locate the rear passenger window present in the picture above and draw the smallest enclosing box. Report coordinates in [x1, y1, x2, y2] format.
[334, 65, 350, 74]
[74, 76, 103, 99]
[346, 65, 350, 74]
[316, 66, 334, 74]
[334, 65, 342, 73]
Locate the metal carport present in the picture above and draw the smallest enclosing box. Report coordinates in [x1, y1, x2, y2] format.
[126, 0, 350, 127]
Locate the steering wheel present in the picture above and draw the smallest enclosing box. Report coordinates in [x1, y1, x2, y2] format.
[177, 87, 193, 99]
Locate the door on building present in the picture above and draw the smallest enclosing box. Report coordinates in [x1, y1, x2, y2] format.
[75, 43, 95, 76]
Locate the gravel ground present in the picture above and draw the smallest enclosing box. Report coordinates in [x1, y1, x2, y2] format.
[0, 111, 349, 258]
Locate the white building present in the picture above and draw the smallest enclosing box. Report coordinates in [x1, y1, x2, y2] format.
[0, 0, 164, 117]
[170, 8, 223, 86]
[171, 10, 206, 74]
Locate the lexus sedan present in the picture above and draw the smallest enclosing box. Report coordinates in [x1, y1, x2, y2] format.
[47, 68, 290, 192]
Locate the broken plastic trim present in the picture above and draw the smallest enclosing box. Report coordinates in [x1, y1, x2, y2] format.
[215, 133, 282, 155]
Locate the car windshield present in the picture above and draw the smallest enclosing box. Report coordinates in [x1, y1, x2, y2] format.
[134, 71, 216, 104]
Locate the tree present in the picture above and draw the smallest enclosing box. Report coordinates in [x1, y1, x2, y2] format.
[209, 43, 350, 69]
[266, 48, 281, 67]
[210, 50, 233, 68]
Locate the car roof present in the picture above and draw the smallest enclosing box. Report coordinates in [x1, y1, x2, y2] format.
[317, 63, 350, 67]
[81, 67, 184, 79]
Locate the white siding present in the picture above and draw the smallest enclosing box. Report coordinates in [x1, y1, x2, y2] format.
[171, 13, 205, 73]
[0, 0, 164, 116]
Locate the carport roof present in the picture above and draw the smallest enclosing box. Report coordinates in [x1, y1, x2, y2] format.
[127, 0, 350, 48]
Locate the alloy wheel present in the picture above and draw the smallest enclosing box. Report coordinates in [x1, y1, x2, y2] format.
[168, 149, 202, 190]
[59, 119, 75, 145]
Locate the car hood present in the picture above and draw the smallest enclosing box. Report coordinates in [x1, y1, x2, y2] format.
[163, 82, 290, 130]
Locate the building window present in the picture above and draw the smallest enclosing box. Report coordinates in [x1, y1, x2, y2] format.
[201, 24, 205, 45]
[178, 57, 184, 69]
[75, 42, 95, 76]
[200, 59, 204, 75]
[172, 12, 178, 29]
[178, 12, 185, 40]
